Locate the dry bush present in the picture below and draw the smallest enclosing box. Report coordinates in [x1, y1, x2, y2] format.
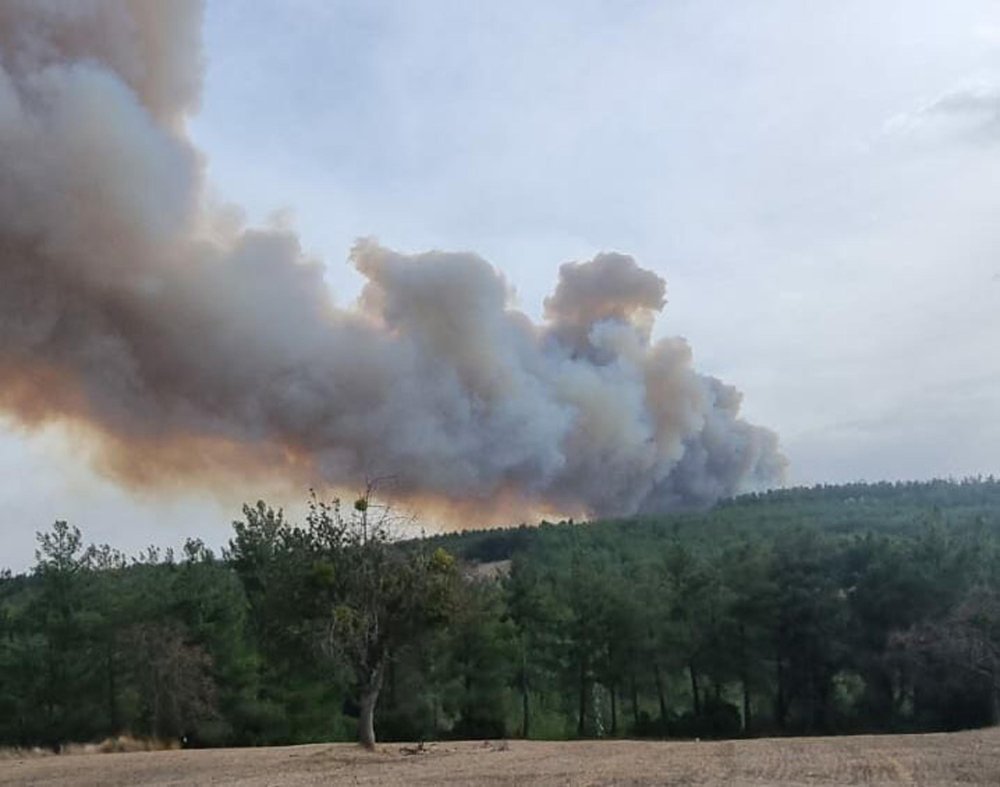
[0, 746, 52, 760]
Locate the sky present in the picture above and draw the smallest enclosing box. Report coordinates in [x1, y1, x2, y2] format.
[4, 0, 1000, 570]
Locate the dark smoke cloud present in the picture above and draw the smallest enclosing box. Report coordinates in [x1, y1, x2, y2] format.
[0, 0, 785, 520]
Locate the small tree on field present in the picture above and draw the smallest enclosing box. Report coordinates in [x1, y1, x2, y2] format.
[309, 484, 458, 748]
[231, 485, 459, 749]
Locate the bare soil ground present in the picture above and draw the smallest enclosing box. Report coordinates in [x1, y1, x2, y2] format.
[3, 728, 999, 786]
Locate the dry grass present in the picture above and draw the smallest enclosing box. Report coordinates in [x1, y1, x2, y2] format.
[0, 746, 51, 761]
[0, 735, 179, 761]
[2, 728, 999, 786]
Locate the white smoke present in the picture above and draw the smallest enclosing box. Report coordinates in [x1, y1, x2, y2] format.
[0, 0, 785, 520]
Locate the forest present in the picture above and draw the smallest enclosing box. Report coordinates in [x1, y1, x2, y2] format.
[1, 478, 999, 749]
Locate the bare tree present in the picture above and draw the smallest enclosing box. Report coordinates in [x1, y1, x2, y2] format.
[125, 621, 217, 740]
[890, 588, 1000, 724]
[307, 483, 457, 748]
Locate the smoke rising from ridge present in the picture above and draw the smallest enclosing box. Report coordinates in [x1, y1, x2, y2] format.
[0, 0, 785, 520]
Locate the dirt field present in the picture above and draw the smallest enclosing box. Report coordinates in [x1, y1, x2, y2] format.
[3, 728, 999, 786]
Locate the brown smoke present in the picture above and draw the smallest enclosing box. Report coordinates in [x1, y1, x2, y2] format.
[0, 0, 785, 521]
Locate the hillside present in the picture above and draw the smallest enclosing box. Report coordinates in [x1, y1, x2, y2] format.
[424, 477, 1000, 562]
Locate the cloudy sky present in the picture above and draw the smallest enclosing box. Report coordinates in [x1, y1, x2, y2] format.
[4, 0, 1000, 569]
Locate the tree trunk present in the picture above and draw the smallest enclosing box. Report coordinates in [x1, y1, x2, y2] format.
[775, 653, 787, 730]
[521, 683, 530, 738]
[805, 664, 817, 733]
[388, 658, 397, 706]
[893, 665, 908, 717]
[106, 639, 118, 734]
[521, 643, 530, 738]
[991, 676, 1000, 726]
[610, 683, 618, 735]
[631, 672, 640, 727]
[358, 663, 385, 750]
[739, 624, 751, 734]
[653, 662, 668, 730]
[358, 689, 379, 750]
[577, 656, 588, 737]
[689, 662, 701, 717]
[741, 675, 752, 735]
[152, 674, 162, 740]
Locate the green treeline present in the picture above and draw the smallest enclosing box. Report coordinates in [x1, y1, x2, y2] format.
[1, 478, 999, 747]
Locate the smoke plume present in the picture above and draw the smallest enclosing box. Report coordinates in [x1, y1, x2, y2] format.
[0, 0, 785, 520]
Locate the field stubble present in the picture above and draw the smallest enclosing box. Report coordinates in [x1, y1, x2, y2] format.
[2, 727, 998, 786]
